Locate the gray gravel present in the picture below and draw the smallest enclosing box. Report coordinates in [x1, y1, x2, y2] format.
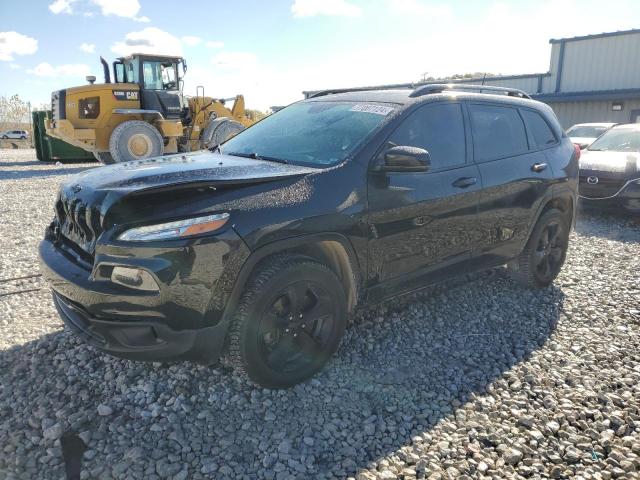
[1, 149, 640, 479]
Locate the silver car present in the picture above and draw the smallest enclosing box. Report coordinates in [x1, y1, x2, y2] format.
[0, 129, 29, 140]
[566, 122, 616, 150]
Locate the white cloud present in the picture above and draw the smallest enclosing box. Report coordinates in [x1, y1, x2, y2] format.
[48, 0, 76, 14]
[292, 0, 362, 18]
[111, 27, 183, 56]
[48, 0, 148, 21]
[211, 52, 258, 71]
[205, 40, 224, 49]
[182, 36, 202, 47]
[92, 0, 145, 20]
[0, 31, 38, 62]
[9, 63, 21, 70]
[79, 42, 95, 53]
[27, 62, 91, 77]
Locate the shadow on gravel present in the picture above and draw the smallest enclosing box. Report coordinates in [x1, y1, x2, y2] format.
[0, 166, 95, 180]
[0, 270, 565, 479]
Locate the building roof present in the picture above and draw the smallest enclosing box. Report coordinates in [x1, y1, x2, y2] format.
[549, 28, 640, 44]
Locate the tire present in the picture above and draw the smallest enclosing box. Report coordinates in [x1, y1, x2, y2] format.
[1, 135, 7, 139]
[509, 209, 569, 288]
[109, 120, 164, 163]
[20, 136, 26, 140]
[228, 256, 347, 388]
[201, 117, 245, 149]
[93, 152, 115, 165]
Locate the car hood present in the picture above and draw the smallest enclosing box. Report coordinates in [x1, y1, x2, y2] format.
[70, 150, 319, 191]
[579, 150, 640, 176]
[58, 150, 320, 224]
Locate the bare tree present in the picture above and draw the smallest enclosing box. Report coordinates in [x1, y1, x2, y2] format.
[0, 94, 32, 136]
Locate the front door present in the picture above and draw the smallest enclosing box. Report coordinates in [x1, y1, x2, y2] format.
[367, 101, 482, 289]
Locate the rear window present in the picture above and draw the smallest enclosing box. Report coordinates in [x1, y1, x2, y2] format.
[469, 104, 529, 161]
[521, 109, 556, 148]
[566, 125, 609, 138]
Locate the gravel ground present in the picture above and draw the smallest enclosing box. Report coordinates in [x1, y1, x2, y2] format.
[1, 149, 639, 480]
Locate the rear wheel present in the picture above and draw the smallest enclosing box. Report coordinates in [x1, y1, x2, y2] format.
[509, 209, 569, 288]
[228, 256, 347, 388]
[1, 135, 7, 139]
[109, 120, 164, 163]
[93, 152, 115, 165]
[201, 117, 245, 149]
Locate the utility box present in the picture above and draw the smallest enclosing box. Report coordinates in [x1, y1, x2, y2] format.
[32, 111, 95, 162]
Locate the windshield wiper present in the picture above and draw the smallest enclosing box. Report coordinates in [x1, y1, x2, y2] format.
[225, 151, 288, 164]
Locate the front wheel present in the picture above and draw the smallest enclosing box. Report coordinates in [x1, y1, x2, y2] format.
[109, 120, 164, 163]
[228, 256, 347, 388]
[509, 209, 569, 288]
[1, 135, 7, 139]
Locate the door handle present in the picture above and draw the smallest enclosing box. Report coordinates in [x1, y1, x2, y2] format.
[531, 163, 548, 172]
[452, 177, 477, 188]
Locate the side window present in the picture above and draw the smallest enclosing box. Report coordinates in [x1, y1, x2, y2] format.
[521, 109, 557, 148]
[468, 104, 528, 161]
[387, 102, 466, 170]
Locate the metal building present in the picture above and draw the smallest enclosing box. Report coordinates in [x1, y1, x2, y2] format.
[303, 28, 640, 129]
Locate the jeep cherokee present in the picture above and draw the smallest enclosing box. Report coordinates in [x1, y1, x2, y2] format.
[40, 84, 579, 388]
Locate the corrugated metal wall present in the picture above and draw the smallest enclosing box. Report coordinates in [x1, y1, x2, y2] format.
[560, 32, 640, 92]
[549, 99, 640, 128]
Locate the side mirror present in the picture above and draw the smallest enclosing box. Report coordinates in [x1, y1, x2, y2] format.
[380, 145, 431, 172]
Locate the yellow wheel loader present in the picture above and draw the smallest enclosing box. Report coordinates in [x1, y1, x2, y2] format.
[45, 53, 254, 164]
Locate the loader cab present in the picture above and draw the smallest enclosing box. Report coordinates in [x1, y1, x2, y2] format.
[113, 53, 186, 120]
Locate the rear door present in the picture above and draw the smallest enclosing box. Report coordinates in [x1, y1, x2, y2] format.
[468, 102, 555, 262]
[367, 101, 482, 287]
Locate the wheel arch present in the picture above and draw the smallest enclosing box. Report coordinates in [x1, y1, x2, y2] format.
[222, 233, 362, 323]
[524, 189, 576, 248]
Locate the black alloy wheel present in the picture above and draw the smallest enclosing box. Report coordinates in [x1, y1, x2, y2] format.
[532, 220, 565, 283]
[510, 208, 569, 288]
[258, 280, 336, 373]
[228, 256, 347, 388]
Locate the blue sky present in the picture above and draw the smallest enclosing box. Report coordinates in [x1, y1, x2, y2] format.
[1, 0, 640, 110]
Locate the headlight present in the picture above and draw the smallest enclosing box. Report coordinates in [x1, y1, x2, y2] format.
[118, 213, 229, 242]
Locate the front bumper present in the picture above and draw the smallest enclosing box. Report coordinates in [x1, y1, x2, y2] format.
[39, 229, 250, 362]
[579, 179, 640, 213]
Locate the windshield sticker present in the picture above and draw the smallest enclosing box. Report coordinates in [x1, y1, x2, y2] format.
[350, 104, 394, 115]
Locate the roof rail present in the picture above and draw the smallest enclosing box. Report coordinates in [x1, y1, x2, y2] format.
[410, 83, 532, 99]
[307, 84, 417, 99]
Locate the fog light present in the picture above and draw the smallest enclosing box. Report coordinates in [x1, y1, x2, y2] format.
[111, 267, 159, 291]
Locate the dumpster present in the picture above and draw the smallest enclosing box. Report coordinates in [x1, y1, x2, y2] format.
[32, 111, 95, 162]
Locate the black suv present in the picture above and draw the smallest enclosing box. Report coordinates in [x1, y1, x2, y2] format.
[40, 84, 578, 388]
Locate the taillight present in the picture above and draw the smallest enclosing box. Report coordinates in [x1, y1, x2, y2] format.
[573, 143, 581, 161]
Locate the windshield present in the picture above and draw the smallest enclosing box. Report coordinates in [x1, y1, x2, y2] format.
[142, 61, 178, 90]
[220, 101, 397, 166]
[588, 128, 640, 152]
[567, 125, 609, 138]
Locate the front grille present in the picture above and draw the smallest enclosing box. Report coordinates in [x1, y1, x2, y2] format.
[51, 89, 66, 121]
[579, 175, 626, 199]
[55, 194, 102, 257]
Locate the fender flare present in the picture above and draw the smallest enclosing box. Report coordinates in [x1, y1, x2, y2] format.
[218, 232, 362, 326]
[523, 186, 576, 245]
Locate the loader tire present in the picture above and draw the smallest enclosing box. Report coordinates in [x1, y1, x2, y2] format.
[109, 120, 164, 163]
[93, 152, 115, 165]
[201, 118, 245, 149]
